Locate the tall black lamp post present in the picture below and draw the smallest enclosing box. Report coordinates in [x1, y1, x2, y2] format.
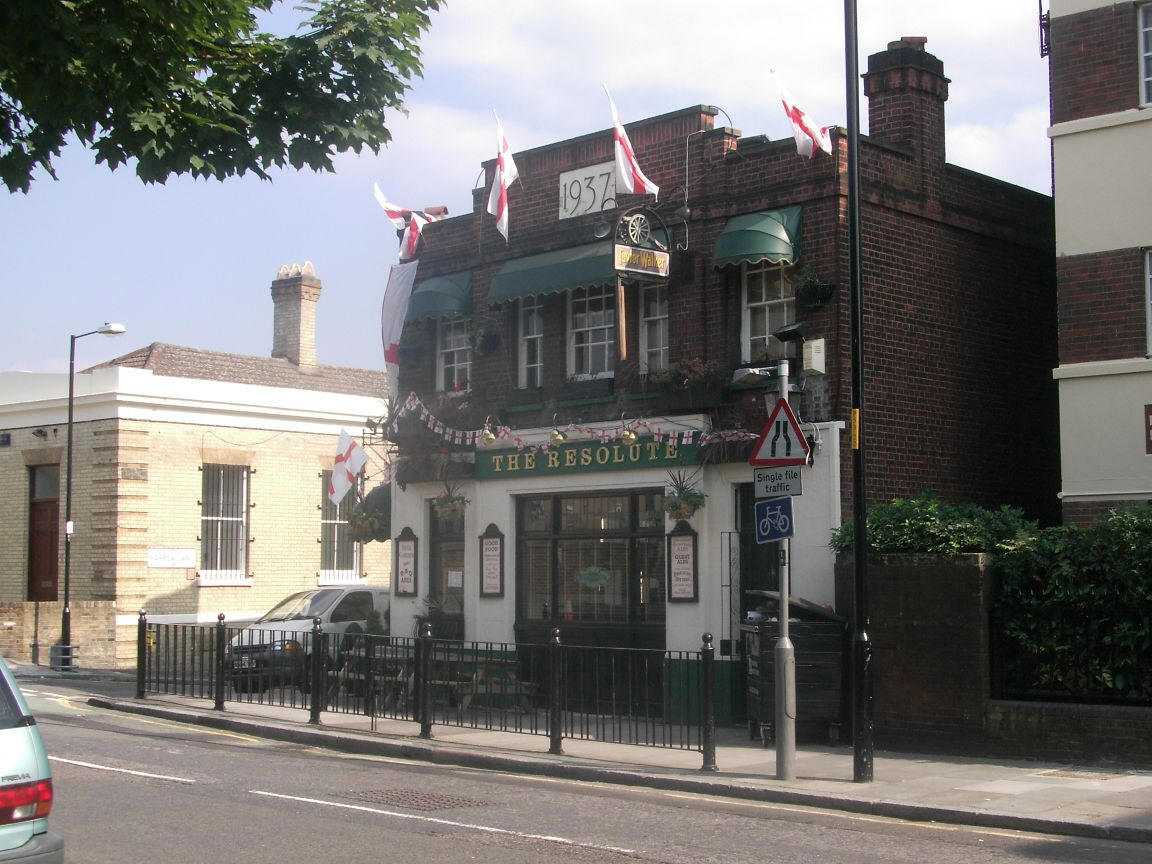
[54, 322, 126, 671]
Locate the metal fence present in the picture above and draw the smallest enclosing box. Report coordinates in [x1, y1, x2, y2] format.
[136, 613, 718, 769]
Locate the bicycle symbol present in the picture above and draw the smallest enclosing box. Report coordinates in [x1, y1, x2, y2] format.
[759, 505, 790, 537]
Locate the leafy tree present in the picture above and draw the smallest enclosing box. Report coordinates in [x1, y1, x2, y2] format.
[0, 0, 442, 192]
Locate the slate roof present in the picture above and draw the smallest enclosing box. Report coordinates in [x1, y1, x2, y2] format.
[93, 343, 389, 399]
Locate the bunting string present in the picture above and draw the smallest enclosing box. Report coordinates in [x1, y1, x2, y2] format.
[379, 391, 759, 456]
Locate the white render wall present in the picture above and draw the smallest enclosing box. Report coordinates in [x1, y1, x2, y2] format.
[1049, 109, 1152, 256]
[1053, 358, 1152, 502]
[390, 420, 842, 652]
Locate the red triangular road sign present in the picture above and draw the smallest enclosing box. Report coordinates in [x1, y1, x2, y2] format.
[749, 398, 810, 467]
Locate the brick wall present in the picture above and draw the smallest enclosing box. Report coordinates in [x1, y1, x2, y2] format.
[985, 700, 1152, 766]
[1050, 5, 1141, 124]
[0, 601, 117, 667]
[834, 553, 1152, 762]
[835, 554, 994, 749]
[1062, 497, 1149, 527]
[1057, 248, 1148, 363]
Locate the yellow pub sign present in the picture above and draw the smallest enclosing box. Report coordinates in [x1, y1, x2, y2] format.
[614, 244, 670, 279]
[476, 436, 696, 479]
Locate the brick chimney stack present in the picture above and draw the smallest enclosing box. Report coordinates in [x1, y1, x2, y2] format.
[270, 261, 321, 367]
[863, 36, 950, 165]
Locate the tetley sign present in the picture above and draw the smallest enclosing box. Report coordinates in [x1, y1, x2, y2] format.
[476, 436, 696, 479]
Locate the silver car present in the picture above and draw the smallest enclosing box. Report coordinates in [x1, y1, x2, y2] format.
[0, 661, 64, 863]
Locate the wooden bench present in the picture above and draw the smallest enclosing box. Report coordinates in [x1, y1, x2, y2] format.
[458, 660, 537, 713]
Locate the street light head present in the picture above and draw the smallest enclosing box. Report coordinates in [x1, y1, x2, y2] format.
[98, 322, 126, 336]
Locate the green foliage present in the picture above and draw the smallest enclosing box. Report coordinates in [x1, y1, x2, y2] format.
[663, 469, 706, 518]
[828, 493, 1035, 555]
[996, 507, 1152, 702]
[1, 0, 441, 192]
[365, 607, 388, 635]
[348, 482, 390, 543]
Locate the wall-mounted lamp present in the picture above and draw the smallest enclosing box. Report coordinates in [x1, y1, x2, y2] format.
[592, 197, 618, 240]
[32, 428, 49, 439]
[481, 416, 498, 445]
[549, 413, 568, 445]
[618, 412, 637, 446]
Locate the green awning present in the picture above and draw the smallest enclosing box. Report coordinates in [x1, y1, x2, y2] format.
[405, 271, 472, 321]
[488, 241, 614, 305]
[712, 206, 802, 268]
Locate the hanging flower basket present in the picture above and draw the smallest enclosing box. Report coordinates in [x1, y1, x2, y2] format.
[664, 493, 706, 521]
[432, 493, 469, 519]
[662, 470, 707, 520]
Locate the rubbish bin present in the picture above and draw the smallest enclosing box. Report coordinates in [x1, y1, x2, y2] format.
[742, 590, 845, 745]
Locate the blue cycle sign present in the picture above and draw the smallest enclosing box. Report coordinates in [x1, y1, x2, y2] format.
[755, 496, 794, 544]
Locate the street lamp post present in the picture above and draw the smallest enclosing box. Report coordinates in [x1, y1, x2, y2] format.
[53, 322, 126, 671]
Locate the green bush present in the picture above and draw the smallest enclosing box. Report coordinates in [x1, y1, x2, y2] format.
[996, 507, 1152, 702]
[828, 493, 1035, 555]
[831, 496, 1151, 702]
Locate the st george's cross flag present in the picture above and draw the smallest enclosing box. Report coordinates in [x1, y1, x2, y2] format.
[777, 80, 833, 159]
[605, 86, 659, 200]
[373, 183, 427, 261]
[380, 259, 420, 382]
[485, 111, 519, 242]
[328, 431, 368, 505]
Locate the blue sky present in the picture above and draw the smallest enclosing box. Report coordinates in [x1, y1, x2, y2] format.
[2, 1, 1052, 375]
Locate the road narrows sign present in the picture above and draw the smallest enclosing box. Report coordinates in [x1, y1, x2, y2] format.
[749, 398, 810, 467]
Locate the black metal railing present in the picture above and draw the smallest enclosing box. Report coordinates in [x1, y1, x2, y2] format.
[137, 612, 718, 768]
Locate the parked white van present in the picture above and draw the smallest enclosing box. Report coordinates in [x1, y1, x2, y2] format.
[224, 586, 389, 690]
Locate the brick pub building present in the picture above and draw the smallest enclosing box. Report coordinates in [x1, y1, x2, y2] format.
[384, 37, 1058, 719]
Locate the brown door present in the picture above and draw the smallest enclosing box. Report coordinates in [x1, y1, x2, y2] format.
[28, 499, 59, 601]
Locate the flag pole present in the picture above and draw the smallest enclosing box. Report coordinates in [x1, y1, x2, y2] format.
[844, 0, 874, 783]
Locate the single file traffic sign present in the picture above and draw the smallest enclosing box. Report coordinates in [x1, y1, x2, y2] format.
[749, 398, 810, 467]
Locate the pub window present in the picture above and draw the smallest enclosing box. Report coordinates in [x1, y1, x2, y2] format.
[568, 285, 616, 379]
[437, 317, 471, 392]
[320, 470, 360, 583]
[639, 283, 668, 375]
[517, 491, 665, 625]
[519, 296, 544, 389]
[740, 261, 795, 363]
[200, 463, 249, 583]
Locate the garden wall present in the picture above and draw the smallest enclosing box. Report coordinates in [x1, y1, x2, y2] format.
[834, 554, 1152, 765]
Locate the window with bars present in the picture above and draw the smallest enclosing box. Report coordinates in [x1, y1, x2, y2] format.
[1141, 4, 1151, 106]
[437, 317, 471, 392]
[320, 470, 360, 584]
[639, 283, 668, 375]
[568, 285, 616, 379]
[200, 464, 249, 583]
[741, 261, 796, 363]
[517, 491, 665, 625]
[519, 296, 544, 388]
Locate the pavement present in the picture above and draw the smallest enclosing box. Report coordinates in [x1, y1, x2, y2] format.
[10, 660, 1152, 845]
